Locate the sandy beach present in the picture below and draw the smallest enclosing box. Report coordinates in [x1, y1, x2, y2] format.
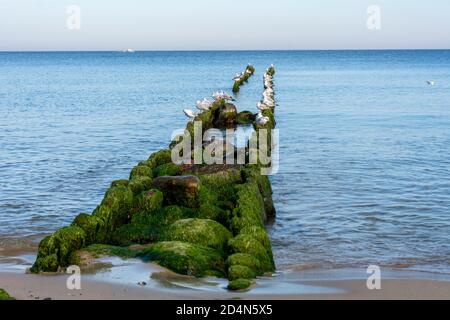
[1, 254, 449, 300]
[2, 271, 450, 300]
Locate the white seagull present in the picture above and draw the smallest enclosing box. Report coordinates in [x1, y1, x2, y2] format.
[426, 80, 435, 86]
[183, 109, 196, 120]
[256, 116, 270, 126]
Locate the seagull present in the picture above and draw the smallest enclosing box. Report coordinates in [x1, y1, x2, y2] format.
[256, 116, 270, 126]
[221, 91, 235, 101]
[183, 109, 196, 120]
[426, 80, 435, 86]
[196, 98, 212, 111]
[256, 112, 264, 120]
[257, 102, 271, 111]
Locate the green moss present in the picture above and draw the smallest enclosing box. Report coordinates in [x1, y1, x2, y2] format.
[226, 253, 263, 275]
[227, 278, 253, 291]
[147, 149, 173, 169]
[92, 185, 134, 240]
[153, 163, 181, 177]
[72, 213, 105, 245]
[230, 181, 266, 234]
[30, 226, 87, 273]
[111, 180, 129, 188]
[139, 241, 225, 277]
[130, 165, 153, 180]
[160, 219, 232, 251]
[152, 176, 200, 208]
[131, 205, 191, 230]
[243, 166, 275, 217]
[228, 265, 256, 281]
[128, 176, 153, 195]
[198, 168, 242, 203]
[240, 226, 274, 266]
[133, 189, 164, 213]
[111, 223, 159, 246]
[83, 244, 139, 259]
[228, 234, 274, 272]
[0, 288, 15, 300]
[237, 111, 256, 125]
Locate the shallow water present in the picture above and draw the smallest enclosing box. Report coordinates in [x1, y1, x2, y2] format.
[0, 50, 449, 274]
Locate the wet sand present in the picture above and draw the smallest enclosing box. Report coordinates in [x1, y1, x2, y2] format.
[2, 271, 450, 300]
[1, 254, 449, 300]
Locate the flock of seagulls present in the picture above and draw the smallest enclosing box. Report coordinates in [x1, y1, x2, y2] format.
[233, 64, 254, 82]
[255, 65, 275, 126]
[183, 64, 276, 128]
[183, 91, 235, 121]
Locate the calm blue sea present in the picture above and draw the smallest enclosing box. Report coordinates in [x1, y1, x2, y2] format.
[0, 50, 449, 274]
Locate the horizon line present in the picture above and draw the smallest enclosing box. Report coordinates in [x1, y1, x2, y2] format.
[1, 48, 450, 53]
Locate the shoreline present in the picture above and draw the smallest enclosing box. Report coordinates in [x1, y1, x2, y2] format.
[1, 254, 449, 300]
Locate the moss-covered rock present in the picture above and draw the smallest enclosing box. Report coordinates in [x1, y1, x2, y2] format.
[243, 165, 276, 218]
[111, 180, 129, 188]
[133, 189, 164, 213]
[227, 278, 254, 291]
[230, 181, 266, 234]
[72, 213, 105, 245]
[215, 103, 237, 128]
[228, 234, 274, 272]
[82, 244, 139, 259]
[161, 219, 232, 251]
[139, 241, 225, 277]
[152, 176, 200, 208]
[228, 265, 256, 281]
[0, 288, 15, 300]
[132, 205, 192, 230]
[153, 163, 181, 177]
[237, 111, 256, 125]
[226, 253, 263, 275]
[30, 226, 87, 273]
[128, 176, 153, 195]
[130, 165, 153, 180]
[147, 149, 173, 169]
[92, 185, 134, 241]
[240, 226, 273, 256]
[111, 223, 159, 246]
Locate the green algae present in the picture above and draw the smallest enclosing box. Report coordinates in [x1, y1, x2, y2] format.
[0, 288, 15, 300]
[153, 163, 182, 177]
[30, 226, 87, 273]
[138, 241, 226, 277]
[228, 265, 256, 281]
[226, 253, 263, 275]
[160, 219, 232, 251]
[227, 278, 254, 291]
[228, 234, 275, 272]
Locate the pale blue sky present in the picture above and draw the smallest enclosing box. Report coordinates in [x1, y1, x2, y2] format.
[1, 0, 449, 51]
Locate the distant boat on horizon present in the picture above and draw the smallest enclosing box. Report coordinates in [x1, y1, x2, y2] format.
[122, 49, 135, 53]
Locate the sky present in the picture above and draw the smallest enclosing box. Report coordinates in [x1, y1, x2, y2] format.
[0, 0, 449, 51]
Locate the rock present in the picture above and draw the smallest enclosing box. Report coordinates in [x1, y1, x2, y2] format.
[130, 165, 153, 180]
[30, 226, 87, 273]
[0, 288, 15, 300]
[72, 213, 105, 245]
[228, 234, 274, 272]
[133, 189, 163, 213]
[152, 175, 200, 208]
[128, 176, 153, 195]
[147, 149, 173, 169]
[230, 181, 266, 234]
[227, 278, 254, 291]
[215, 103, 237, 128]
[237, 111, 256, 125]
[228, 265, 256, 281]
[153, 163, 182, 177]
[138, 241, 225, 277]
[160, 219, 232, 251]
[226, 253, 263, 275]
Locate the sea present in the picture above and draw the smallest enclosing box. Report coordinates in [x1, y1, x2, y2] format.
[0, 50, 449, 275]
